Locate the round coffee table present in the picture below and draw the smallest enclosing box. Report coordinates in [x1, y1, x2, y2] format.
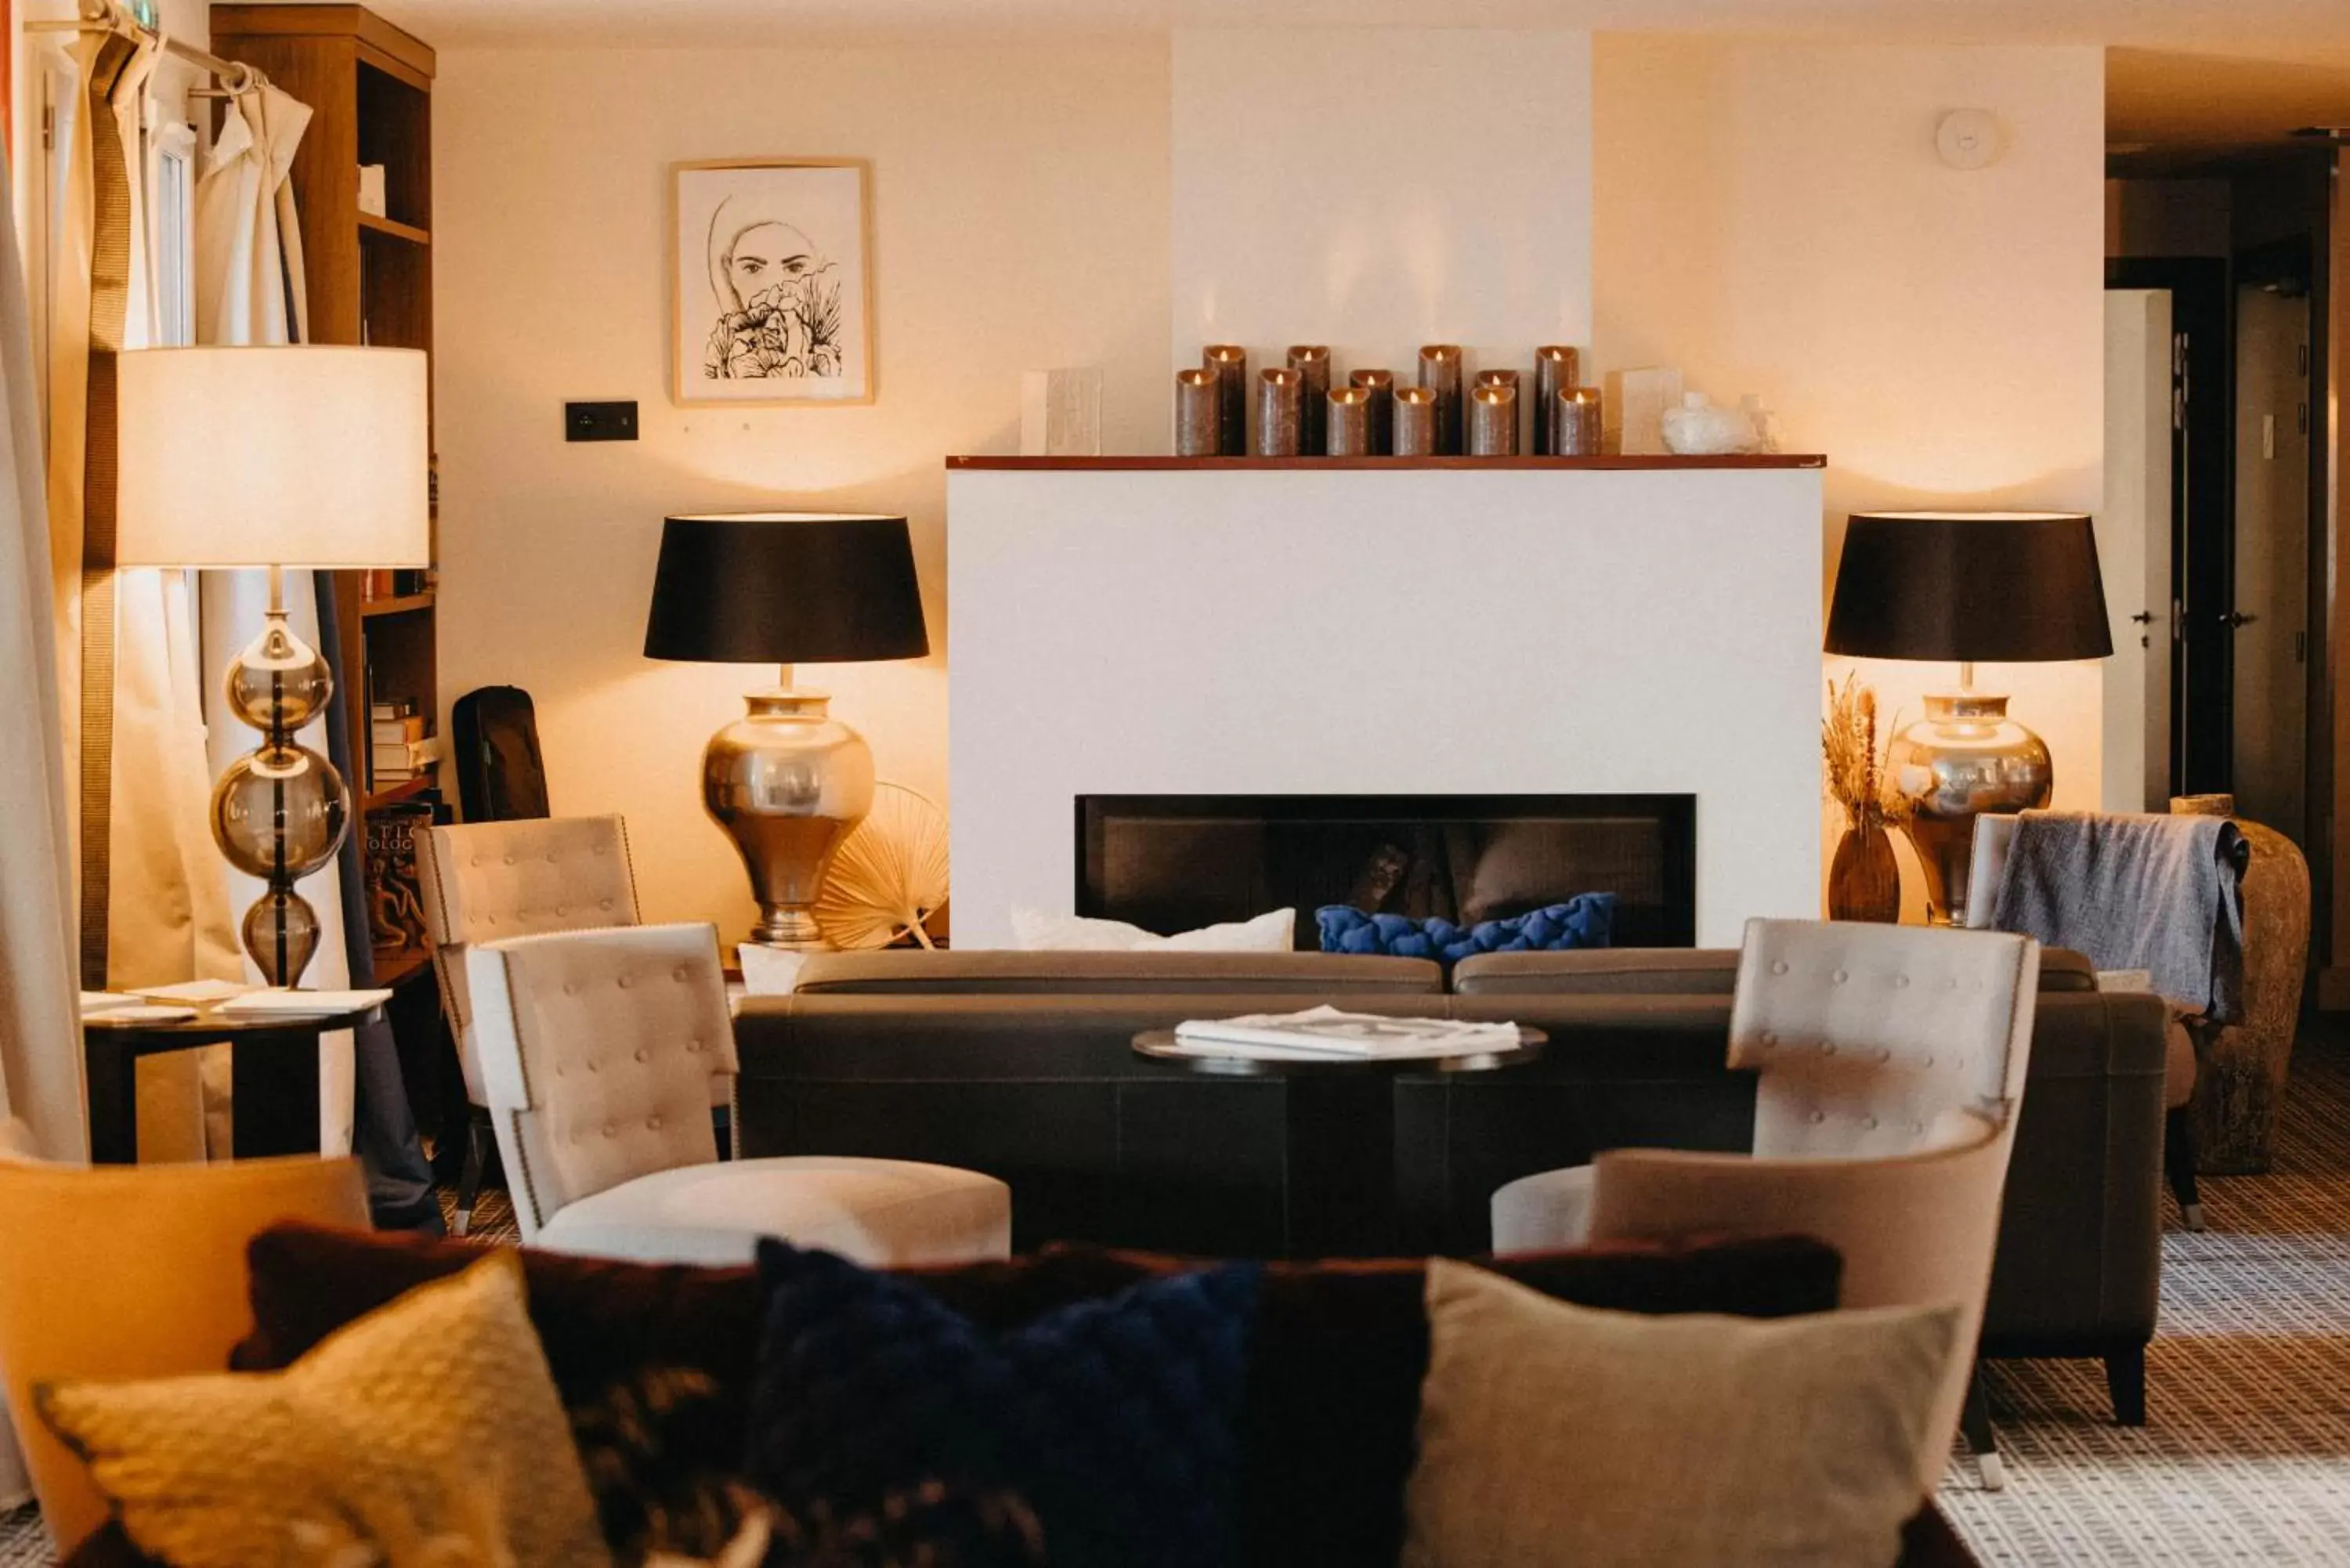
[85, 999, 384, 1164]
[1131, 1025, 1546, 1257]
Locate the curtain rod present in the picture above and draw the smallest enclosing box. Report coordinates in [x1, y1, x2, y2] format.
[25, 0, 266, 92]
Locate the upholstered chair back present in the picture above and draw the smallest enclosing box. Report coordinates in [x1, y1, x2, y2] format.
[0, 1156, 370, 1554]
[464, 923, 739, 1241]
[416, 815, 640, 1105]
[1730, 919, 2040, 1160]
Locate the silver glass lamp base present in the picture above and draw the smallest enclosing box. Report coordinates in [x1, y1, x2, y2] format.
[703, 688, 876, 951]
[210, 568, 349, 986]
[1889, 672, 2052, 925]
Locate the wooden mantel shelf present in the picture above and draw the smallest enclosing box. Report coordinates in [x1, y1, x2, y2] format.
[947, 454, 1826, 471]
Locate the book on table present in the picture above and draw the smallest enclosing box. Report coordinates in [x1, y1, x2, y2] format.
[1173, 1005, 1522, 1059]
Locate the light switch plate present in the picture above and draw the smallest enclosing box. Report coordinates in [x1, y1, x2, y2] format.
[566, 400, 638, 442]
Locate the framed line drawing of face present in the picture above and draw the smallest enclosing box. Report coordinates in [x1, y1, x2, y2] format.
[673, 157, 874, 405]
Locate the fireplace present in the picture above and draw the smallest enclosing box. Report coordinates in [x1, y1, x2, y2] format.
[1077, 793, 1696, 950]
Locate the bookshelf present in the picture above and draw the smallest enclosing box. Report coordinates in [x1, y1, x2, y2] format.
[211, 3, 439, 988]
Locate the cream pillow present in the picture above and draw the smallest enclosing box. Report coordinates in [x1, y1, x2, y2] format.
[1008, 906, 1294, 952]
[1405, 1259, 1957, 1568]
[38, 1249, 610, 1568]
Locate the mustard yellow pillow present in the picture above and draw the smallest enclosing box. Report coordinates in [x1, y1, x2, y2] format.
[38, 1248, 610, 1568]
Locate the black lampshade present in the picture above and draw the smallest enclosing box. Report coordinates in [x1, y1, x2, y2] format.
[1824, 511, 2113, 663]
[643, 512, 930, 665]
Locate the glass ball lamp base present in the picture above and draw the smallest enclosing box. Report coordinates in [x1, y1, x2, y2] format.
[210, 594, 350, 988]
[1890, 688, 2052, 925]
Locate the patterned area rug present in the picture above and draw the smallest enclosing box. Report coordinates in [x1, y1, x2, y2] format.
[1940, 1025, 2350, 1563]
[8, 1038, 2348, 1565]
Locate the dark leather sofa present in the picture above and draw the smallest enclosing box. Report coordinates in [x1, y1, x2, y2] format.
[735, 946, 2169, 1422]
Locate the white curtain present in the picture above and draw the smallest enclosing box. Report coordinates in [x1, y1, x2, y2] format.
[108, 61, 238, 997]
[196, 83, 356, 1159]
[0, 92, 89, 1523]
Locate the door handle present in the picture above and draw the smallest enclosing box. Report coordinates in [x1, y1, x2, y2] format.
[2130, 611, 2155, 624]
[2224, 612, 2258, 629]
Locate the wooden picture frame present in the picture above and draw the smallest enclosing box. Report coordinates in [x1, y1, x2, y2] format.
[672, 156, 876, 406]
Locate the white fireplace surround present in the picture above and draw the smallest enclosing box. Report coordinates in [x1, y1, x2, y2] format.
[946, 461, 1824, 948]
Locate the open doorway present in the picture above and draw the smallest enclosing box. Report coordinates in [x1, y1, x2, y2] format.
[2104, 132, 2339, 980]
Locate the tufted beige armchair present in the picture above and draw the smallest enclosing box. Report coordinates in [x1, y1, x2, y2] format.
[417, 815, 660, 1234]
[465, 921, 1010, 1266]
[1491, 918, 2039, 1491]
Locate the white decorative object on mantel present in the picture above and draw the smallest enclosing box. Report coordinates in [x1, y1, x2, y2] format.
[1660, 392, 1761, 456]
[1020, 368, 1103, 457]
[1607, 367, 1684, 456]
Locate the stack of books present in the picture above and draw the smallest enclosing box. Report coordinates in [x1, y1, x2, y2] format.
[368, 703, 439, 791]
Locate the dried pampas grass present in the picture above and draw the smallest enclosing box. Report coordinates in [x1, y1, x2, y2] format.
[1824, 674, 1911, 830]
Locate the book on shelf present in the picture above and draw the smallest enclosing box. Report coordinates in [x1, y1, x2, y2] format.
[370, 733, 444, 792]
[364, 800, 436, 955]
[372, 715, 426, 746]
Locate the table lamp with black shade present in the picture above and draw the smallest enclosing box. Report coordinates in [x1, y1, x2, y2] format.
[115, 345, 431, 986]
[1824, 511, 2113, 925]
[644, 512, 930, 950]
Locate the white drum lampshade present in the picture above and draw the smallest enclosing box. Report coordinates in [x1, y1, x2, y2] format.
[114, 345, 430, 569]
[110, 344, 431, 986]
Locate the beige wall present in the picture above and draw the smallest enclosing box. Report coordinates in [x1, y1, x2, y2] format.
[1593, 36, 2108, 916]
[436, 33, 2108, 935]
[432, 42, 1172, 930]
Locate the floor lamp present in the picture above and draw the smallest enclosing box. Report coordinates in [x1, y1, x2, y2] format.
[115, 345, 431, 985]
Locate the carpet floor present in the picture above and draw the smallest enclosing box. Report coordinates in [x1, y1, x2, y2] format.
[9, 1034, 2350, 1565]
[1936, 1024, 2350, 1563]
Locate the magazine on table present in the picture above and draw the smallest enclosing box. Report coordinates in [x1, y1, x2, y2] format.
[1173, 1005, 1524, 1060]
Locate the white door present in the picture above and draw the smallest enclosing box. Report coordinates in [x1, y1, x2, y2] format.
[2232, 284, 2312, 842]
[2102, 289, 2175, 813]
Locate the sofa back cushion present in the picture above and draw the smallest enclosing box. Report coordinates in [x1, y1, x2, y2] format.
[1454, 945, 2095, 996]
[791, 950, 1445, 996]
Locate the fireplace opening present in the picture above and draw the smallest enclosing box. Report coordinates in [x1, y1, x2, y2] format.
[1076, 793, 1696, 950]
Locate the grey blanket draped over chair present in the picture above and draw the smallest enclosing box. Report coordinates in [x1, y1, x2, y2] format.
[1989, 811, 2247, 1024]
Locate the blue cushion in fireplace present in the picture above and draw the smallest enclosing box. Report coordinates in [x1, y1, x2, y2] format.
[1315, 894, 1616, 965]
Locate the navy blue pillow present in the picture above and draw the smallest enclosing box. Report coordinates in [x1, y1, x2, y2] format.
[1317, 892, 1617, 964]
[747, 1241, 1262, 1568]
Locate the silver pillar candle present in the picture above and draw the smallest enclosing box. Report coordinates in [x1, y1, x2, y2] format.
[1349, 369, 1395, 454]
[1394, 385, 1440, 457]
[1325, 385, 1374, 456]
[1532, 346, 1580, 455]
[1174, 369, 1220, 457]
[1469, 383, 1519, 457]
[1476, 370, 1522, 453]
[1418, 344, 1464, 455]
[1255, 367, 1303, 457]
[1203, 345, 1249, 456]
[1550, 385, 1603, 457]
[1287, 345, 1330, 455]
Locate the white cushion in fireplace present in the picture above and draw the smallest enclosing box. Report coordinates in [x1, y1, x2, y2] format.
[1009, 907, 1294, 953]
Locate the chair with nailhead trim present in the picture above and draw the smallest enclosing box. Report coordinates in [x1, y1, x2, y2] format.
[1491, 918, 2038, 1493]
[465, 921, 1010, 1267]
[417, 815, 660, 1235]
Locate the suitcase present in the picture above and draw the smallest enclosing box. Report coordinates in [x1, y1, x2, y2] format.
[450, 685, 551, 822]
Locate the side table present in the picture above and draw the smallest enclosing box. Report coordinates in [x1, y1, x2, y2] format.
[1132, 1027, 1545, 1257]
[84, 1001, 384, 1163]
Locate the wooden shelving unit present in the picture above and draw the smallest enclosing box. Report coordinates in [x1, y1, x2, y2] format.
[212, 3, 438, 988]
